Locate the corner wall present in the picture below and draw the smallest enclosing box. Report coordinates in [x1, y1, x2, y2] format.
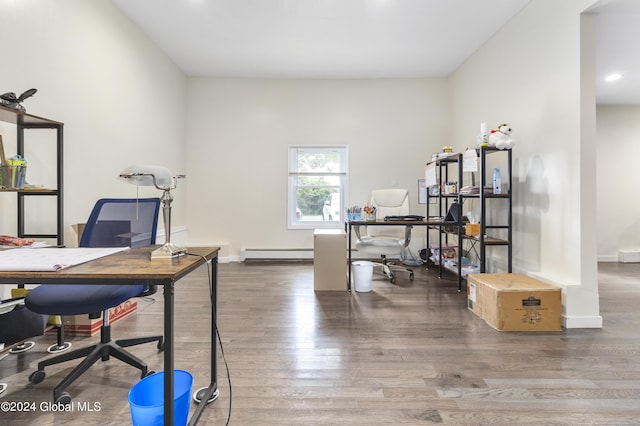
[448, 0, 601, 328]
[0, 0, 187, 245]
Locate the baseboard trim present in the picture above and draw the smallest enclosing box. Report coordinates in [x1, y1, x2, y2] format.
[563, 315, 603, 329]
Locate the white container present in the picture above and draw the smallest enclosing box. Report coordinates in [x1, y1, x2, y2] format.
[493, 168, 502, 194]
[314, 229, 347, 291]
[352, 261, 374, 292]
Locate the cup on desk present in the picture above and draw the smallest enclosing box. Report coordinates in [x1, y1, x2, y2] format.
[0, 165, 27, 189]
[365, 213, 376, 222]
[347, 212, 361, 221]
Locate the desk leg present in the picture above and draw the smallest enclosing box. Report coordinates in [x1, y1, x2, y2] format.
[164, 282, 175, 426]
[189, 257, 219, 426]
[347, 223, 352, 291]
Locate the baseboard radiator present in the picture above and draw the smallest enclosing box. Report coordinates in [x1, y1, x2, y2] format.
[240, 248, 314, 262]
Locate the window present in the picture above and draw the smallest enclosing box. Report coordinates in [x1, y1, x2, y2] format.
[288, 146, 348, 229]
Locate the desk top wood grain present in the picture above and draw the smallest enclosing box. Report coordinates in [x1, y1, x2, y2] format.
[0, 246, 219, 285]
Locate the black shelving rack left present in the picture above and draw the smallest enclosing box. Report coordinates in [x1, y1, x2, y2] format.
[1, 105, 64, 246]
[425, 153, 464, 291]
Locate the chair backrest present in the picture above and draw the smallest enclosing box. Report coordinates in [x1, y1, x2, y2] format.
[368, 189, 409, 238]
[79, 198, 160, 248]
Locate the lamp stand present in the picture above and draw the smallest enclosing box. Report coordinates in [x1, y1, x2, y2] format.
[151, 188, 187, 259]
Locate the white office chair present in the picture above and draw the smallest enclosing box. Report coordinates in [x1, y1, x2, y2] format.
[354, 189, 415, 283]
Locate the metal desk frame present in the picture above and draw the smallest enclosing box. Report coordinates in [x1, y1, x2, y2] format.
[345, 219, 443, 291]
[0, 246, 219, 426]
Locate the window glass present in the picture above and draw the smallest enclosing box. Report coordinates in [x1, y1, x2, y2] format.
[288, 146, 348, 229]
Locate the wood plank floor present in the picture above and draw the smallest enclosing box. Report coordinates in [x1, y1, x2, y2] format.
[1, 261, 640, 425]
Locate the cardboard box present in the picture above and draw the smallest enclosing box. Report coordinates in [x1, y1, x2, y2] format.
[72, 222, 140, 247]
[465, 223, 480, 236]
[467, 273, 562, 332]
[72, 223, 86, 245]
[62, 300, 138, 336]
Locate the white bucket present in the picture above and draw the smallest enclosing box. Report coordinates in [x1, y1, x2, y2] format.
[352, 261, 374, 292]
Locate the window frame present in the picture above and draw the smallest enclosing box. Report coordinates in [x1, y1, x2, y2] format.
[287, 145, 348, 230]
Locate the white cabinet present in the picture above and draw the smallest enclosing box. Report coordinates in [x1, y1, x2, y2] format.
[313, 229, 347, 291]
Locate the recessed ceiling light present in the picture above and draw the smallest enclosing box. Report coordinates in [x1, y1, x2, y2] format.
[605, 73, 623, 82]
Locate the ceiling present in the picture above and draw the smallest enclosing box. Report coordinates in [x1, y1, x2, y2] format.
[111, 0, 640, 104]
[588, 0, 640, 104]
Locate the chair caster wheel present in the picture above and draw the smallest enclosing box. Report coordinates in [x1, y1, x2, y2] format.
[146, 370, 156, 377]
[409, 273, 414, 280]
[29, 370, 46, 384]
[56, 392, 71, 405]
[390, 277, 396, 284]
[157, 340, 164, 351]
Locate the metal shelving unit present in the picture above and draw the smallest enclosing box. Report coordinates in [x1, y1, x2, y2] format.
[0, 105, 64, 245]
[476, 146, 512, 272]
[425, 147, 512, 290]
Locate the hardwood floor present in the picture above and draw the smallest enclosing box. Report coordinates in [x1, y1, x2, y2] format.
[1, 261, 640, 425]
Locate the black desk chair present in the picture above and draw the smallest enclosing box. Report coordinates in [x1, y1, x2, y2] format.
[25, 198, 164, 404]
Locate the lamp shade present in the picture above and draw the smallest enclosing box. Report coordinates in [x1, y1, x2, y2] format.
[119, 165, 174, 189]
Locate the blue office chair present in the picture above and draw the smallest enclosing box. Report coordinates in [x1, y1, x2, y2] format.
[25, 198, 164, 404]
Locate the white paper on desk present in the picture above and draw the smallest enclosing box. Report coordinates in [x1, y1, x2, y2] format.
[0, 247, 129, 271]
[463, 149, 478, 172]
[0, 242, 50, 249]
[425, 162, 437, 187]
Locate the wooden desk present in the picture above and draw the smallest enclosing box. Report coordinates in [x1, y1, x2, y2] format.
[345, 219, 442, 290]
[0, 246, 219, 426]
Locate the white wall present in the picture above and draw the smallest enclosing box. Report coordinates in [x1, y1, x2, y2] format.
[0, 0, 187, 246]
[0, 1, 609, 329]
[185, 78, 448, 259]
[449, 0, 601, 328]
[596, 105, 640, 260]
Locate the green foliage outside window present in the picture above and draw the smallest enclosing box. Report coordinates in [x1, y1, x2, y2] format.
[296, 176, 333, 215]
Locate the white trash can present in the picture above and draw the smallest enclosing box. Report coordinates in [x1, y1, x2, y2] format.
[352, 261, 374, 292]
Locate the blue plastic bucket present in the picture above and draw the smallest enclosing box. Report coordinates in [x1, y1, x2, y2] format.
[128, 370, 193, 426]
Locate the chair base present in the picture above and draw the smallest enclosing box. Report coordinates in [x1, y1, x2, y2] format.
[374, 255, 414, 284]
[29, 324, 163, 404]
